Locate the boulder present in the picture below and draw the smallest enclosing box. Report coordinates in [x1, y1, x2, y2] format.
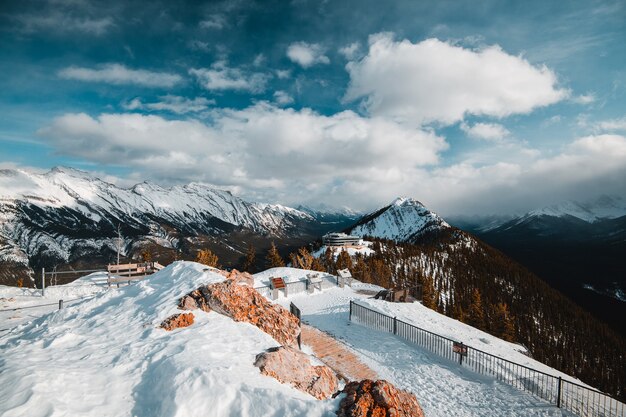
[219, 268, 255, 287]
[181, 280, 300, 348]
[255, 346, 338, 399]
[336, 379, 425, 417]
[160, 312, 195, 331]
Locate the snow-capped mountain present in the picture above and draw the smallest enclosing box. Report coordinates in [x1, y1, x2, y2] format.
[525, 195, 626, 224]
[347, 197, 450, 242]
[463, 195, 626, 334]
[0, 167, 352, 285]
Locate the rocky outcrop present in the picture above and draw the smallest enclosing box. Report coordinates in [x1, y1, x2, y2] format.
[254, 346, 338, 399]
[218, 268, 255, 286]
[336, 379, 425, 417]
[160, 312, 195, 331]
[180, 280, 300, 348]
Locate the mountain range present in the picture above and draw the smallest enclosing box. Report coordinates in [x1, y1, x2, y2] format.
[448, 195, 626, 335]
[0, 167, 360, 286]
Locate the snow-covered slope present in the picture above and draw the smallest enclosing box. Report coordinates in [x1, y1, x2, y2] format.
[526, 195, 626, 223]
[1, 263, 584, 416]
[348, 197, 450, 242]
[0, 262, 339, 417]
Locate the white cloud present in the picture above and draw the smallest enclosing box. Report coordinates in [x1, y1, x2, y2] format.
[199, 14, 226, 30]
[253, 54, 266, 67]
[345, 34, 568, 125]
[58, 64, 182, 88]
[425, 134, 626, 215]
[273, 91, 294, 105]
[38, 104, 447, 205]
[276, 69, 291, 79]
[286, 42, 330, 68]
[190, 62, 269, 93]
[15, 12, 113, 35]
[460, 122, 510, 141]
[339, 42, 360, 59]
[571, 93, 596, 104]
[595, 116, 626, 132]
[36, 107, 626, 213]
[122, 95, 215, 114]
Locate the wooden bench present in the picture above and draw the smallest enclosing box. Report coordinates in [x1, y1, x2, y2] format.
[107, 262, 165, 287]
[270, 277, 287, 299]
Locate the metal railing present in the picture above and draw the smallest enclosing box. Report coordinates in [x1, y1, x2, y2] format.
[349, 301, 625, 417]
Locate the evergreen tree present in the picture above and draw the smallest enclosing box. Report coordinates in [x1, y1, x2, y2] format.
[492, 303, 516, 342]
[467, 288, 486, 330]
[266, 242, 285, 268]
[141, 249, 153, 262]
[323, 247, 335, 273]
[241, 244, 256, 272]
[452, 302, 465, 322]
[196, 249, 219, 267]
[310, 256, 325, 272]
[421, 276, 437, 310]
[335, 249, 353, 272]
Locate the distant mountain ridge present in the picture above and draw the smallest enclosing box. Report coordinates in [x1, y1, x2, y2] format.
[453, 195, 626, 336]
[0, 167, 356, 286]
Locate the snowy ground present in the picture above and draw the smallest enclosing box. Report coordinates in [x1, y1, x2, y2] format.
[311, 241, 374, 259]
[259, 269, 577, 417]
[0, 263, 338, 417]
[0, 272, 109, 331]
[0, 263, 584, 416]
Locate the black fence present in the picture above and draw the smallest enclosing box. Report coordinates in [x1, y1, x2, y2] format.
[290, 302, 302, 349]
[349, 301, 625, 417]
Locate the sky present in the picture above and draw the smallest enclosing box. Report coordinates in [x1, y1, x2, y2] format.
[0, 0, 625, 215]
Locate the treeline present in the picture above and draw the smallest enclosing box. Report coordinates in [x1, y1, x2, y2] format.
[329, 231, 625, 401]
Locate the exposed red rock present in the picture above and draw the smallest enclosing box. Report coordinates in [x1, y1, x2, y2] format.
[219, 268, 255, 287]
[160, 312, 195, 331]
[336, 379, 425, 417]
[254, 346, 339, 399]
[181, 280, 300, 348]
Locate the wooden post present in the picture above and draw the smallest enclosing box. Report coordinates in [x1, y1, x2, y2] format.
[556, 377, 562, 407]
[59, 299, 63, 310]
[393, 316, 397, 334]
[41, 267, 45, 297]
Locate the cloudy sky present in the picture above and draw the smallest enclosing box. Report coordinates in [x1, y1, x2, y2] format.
[1, 0, 625, 215]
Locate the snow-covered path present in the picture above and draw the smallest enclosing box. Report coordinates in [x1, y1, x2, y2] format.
[283, 287, 574, 417]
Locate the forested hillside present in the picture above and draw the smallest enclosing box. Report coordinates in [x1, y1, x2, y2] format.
[303, 230, 625, 401]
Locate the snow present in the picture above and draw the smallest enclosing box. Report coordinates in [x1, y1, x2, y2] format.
[1, 262, 597, 416]
[253, 266, 331, 286]
[277, 287, 577, 417]
[0, 262, 339, 417]
[524, 195, 626, 224]
[351, 197, 449, 241]
[311, 241, 375, 259]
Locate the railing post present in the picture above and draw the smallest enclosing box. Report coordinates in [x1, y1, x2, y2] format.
[393, 316, 397, 334]
[556, 377, 562, 408]
[349, 301, 353, 321]
[41, 267, 45, 297]
[59, 299, 63, 310]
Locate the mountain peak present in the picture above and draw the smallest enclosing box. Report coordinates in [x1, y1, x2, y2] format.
[391, 196, 425, 208]
[348, 196, 449, 242]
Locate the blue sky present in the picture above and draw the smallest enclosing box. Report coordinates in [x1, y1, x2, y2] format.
[1, 0, 625, 214]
